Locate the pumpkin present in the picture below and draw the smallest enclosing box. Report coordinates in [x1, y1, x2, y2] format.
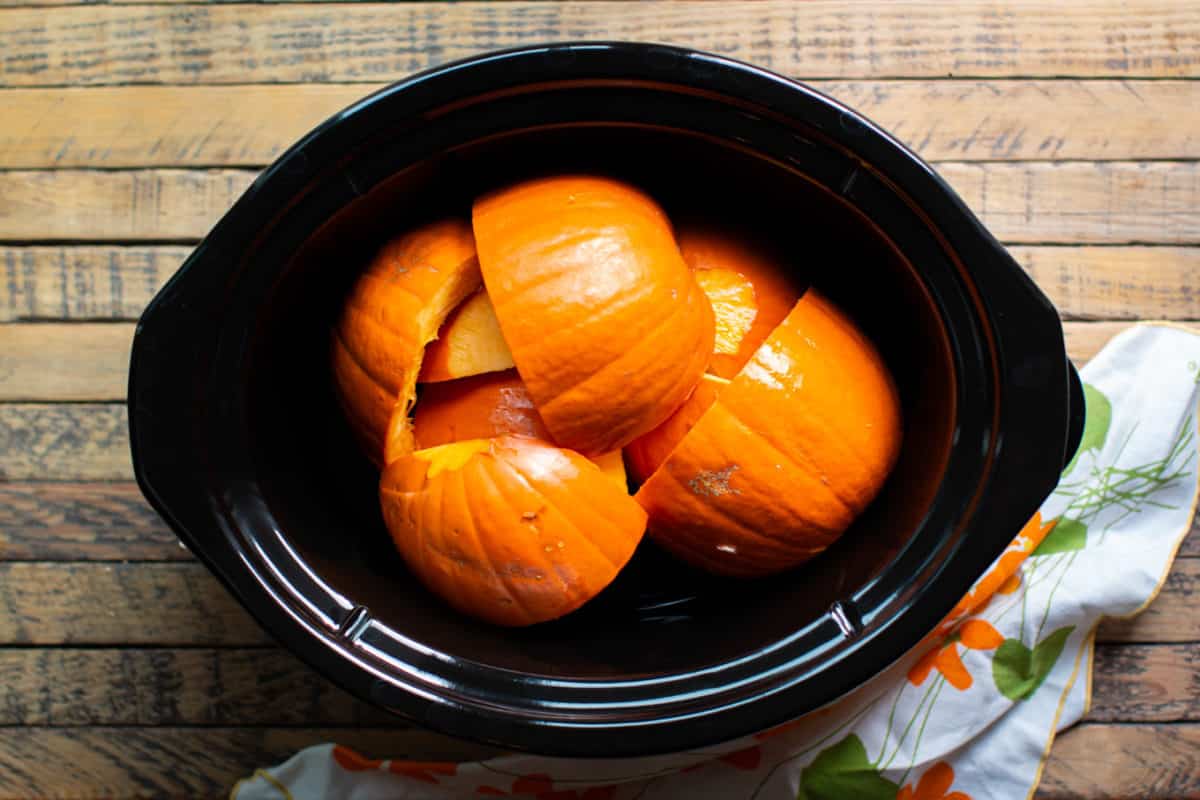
[624, 227, 802, 482]
[418, 289, 516, 383]
[332, 219, 480, 464]
[634, 290, 902, 577]
[413, 369, 627, 488]
[471, 175, 715, 455]
[379, 436, 647, 626]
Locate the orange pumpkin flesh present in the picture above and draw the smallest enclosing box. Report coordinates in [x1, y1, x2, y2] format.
[379, 436, 647, 626]
[472, 176, 715, 455]
[634, 290, 902, 577]
[413, 369, 628, 488]
[418, 289, 516, 383]
[624, 228, 803, 482]
[332, 219, 481, 464]
[677, 227, 803, 380]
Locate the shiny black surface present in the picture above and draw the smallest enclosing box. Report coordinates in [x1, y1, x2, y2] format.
[129, 42, 1084, 756]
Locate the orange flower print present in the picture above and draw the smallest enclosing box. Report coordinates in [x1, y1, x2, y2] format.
[477, 774, 615, 799]
[389, 760, 458, 783]
[332, 745, 382, 772]
[897, 761, 972, 800]
[908, 620, 1004, 690]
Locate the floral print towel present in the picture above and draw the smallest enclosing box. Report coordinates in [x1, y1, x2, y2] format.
[234, 323, 1200, 800]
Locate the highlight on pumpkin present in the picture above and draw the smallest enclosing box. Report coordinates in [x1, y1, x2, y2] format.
[379, 436, 647, 627]
[331, 176, 902, 626]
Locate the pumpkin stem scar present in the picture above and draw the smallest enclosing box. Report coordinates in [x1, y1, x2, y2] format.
[689, 464, 742, 497]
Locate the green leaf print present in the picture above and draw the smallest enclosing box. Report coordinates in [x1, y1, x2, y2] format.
[1033, 518, 1088, 556]
[1063, 383, 1112, 476]
[993, 626, 1075, 701]
[797, 734, 899, 800]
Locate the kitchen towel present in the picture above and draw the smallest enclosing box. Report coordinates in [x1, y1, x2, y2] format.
[234, 323, 1200, 800]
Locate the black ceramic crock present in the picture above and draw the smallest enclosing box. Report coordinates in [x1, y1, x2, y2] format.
[128, 42, 1086, 757]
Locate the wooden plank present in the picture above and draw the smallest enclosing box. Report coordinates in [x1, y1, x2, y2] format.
[0, 170, 254, 241]
[0, 727, 497, 799]
[1011, 246, 1200, 321]
[1037, 724, 1200, 799]
[0, 554, 1189, 647]
[0, 323, 130, 401]
[0, 648, 392, 726]
[1, 2, 1197, 86]
[0, 404, 129, 480]
[0, 246, 186, 322]
[1090, 644, 1200, 723]
[6, 81, 1200, 168]
[0, 483, 184, 561]
[1099, 559, 1200, 644]
[0, 563, 270, 645]
[0, 724, 1191, 798]
[2, 246, 1196, 323]
[3, 164, 1199, 244]
[939, 161, 1200, 244]
[0, 641, 1189, 727]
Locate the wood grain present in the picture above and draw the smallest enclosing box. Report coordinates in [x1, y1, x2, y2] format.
[1011, 246, 1200, 321]
[3, 246, 1196, 323]
[1090, 644, 1200, 723]
[0, 727, 496, 799]
[939, 162, 1200, 245]
[1098, 559, 1200, 644]
[4, 164, 1199, 244]
[0, 323, 130, 400]
[0, 648, 392, 726]
[5, 80, 1200, 168]
[0, 483, 184, 561]
[0, 642, 1189, 727]
[0, 170, 254, 241]
[0, 724, 1190, 798]
[1, 2, 1197, 86]
[1037, 724, 1200, 799]
[0, 563, 270, 645]
[0, 403, 129, 480]
[0, 557, 1190, 647]
[0, 246, 187, 321]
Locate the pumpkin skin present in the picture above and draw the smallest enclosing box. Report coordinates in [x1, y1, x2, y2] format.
[332, 219, 480, 465]
[624, 228, 802, 482]
[634, 290, 902, 577]
[413, 369, 628, 488]
[472, 176, 715, 455]
[379, 436, 647, 626]
[418, 289, 516, 383]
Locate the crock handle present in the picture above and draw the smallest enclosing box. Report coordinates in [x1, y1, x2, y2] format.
[1063, 360, 1087, 472]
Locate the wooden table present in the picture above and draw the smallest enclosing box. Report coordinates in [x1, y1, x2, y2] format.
[1, 1, 1198, 796]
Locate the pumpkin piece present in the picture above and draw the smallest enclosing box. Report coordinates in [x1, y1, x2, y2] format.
[379, 436, 647, 626]
[634, 290, 902, 577]
[472, 175, 715, 455]
[418, 289, 516, 383]
[332, 219, 481, 465]
[624, 374, 728, 485]
[413, 369, 627, 488]
[624, 228, 803, 482]
[677, 227, 803, 379]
